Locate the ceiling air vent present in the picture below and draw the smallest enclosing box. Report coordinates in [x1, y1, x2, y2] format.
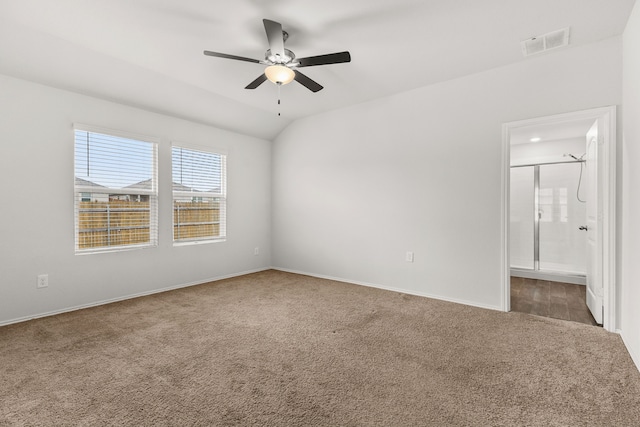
[521, 27, 570, 57]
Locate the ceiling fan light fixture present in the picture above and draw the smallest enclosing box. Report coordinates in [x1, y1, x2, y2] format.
[204, 19, 349, 93]
[265, 65, 295, 85]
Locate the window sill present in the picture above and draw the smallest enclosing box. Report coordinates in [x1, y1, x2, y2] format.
[75, 243, 157, 255]
[173, 238, 226, 247]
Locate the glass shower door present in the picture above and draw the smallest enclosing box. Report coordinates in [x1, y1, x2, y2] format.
[538, 163, 587, 274]
[510, 167, 535, 270]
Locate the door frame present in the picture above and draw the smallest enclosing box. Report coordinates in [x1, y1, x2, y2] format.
[500, 106, 617, 331]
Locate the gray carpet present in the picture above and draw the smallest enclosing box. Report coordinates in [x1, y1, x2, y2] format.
[1, 270, 639, 426]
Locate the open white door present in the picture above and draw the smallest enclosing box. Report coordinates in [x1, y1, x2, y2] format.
[585, 120, 603, 324]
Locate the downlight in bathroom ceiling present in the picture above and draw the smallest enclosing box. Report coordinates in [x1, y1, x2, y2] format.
[521, 27, 570, 57]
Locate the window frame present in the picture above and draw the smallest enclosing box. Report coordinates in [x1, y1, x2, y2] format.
[171, 142, 227, 245]
[73, 124, 159, 254]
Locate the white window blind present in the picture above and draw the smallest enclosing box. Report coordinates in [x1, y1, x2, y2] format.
[172, 145, 226, 243]
[74, 126, 158, 253]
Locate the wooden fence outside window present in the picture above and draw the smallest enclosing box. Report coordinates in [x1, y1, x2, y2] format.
[77, 200, 221, 249]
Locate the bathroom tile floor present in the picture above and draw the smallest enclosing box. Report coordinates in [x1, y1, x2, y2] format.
[510, 277, 599, 326]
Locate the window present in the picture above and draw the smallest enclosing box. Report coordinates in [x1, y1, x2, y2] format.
[172, 145, 226, 243]
[74, 126, 158, 253]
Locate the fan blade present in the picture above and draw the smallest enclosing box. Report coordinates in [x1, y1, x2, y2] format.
[263, 19, 285, 58]
[294, 70, 323, 93]
[245, 73, 268, 89]
[297, 51, 351, 67]
[204, 50, 261, 64]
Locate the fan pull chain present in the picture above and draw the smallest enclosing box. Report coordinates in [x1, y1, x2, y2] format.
[277, 82, 282, 116]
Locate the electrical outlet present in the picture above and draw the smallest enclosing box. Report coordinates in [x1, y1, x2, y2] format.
[405, 251, 414, 263]
[254, 247, 259, 256]
[37, 274, 48, 289]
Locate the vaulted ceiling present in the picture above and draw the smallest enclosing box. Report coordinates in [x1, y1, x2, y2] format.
[0, 0, 635, 140]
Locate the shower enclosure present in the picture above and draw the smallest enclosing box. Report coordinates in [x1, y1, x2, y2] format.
[510, 161, 587, 284]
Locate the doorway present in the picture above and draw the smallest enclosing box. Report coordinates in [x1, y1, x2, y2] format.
[501, 106, 617, 331]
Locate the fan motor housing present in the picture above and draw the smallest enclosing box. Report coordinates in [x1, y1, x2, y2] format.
[266, 48, 295, 65]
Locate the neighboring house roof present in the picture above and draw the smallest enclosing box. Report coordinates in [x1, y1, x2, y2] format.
[171, 180, 221, 193]
[74, 177, 107, 188]
[124, 179, 153, 191]
[172, 181, 194, 192]
[127, 179, 218, 193]
[77, 177, 220, 193]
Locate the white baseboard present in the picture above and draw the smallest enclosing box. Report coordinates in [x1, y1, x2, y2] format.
[0, 267, 271, 327]
[272, 267, 502, 312]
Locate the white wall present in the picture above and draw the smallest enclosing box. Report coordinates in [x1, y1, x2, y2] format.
[0, 74, 271, 325]
[272, 38, 622, 310]
[621, 1, 640, 370]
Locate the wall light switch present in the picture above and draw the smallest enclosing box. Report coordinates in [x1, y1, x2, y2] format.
[405, 251, 414, 263]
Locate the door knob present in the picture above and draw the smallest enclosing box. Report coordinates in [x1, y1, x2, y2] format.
[579, 226, 588, 231]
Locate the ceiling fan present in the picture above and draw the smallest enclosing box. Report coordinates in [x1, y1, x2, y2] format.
[204, 19, 351, 93]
